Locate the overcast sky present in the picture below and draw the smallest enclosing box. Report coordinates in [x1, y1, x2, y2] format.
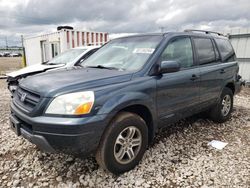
[0, 0, 250, 47]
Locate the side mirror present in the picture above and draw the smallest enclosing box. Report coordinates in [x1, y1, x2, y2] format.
[158, 60, 180, 74]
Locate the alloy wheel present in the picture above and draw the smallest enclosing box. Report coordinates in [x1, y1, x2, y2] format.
[221, 94, 231, 116]
[114, 126, 142, 164]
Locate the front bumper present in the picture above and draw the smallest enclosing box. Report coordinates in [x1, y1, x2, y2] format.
[10, 102, 110, 155]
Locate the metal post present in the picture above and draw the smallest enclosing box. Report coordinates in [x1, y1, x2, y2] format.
[5, 36, 8, 50]
[21, 35, 27, 67]
[159, 27, 165, 33]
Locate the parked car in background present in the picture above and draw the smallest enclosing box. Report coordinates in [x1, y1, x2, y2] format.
[9, 53, 16, 57]
[6, 46, 99, 93]
[10, 31, 242, 174]
[9, 53, 21, 57]
[3, 52, 10, 57]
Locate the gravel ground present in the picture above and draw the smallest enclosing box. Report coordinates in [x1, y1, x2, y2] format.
[0, 79, 249, 188]
[0, 57, 21, 75]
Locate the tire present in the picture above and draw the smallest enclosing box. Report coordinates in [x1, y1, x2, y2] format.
[96, 112, 148, 175]
[209, 87, 233, 123]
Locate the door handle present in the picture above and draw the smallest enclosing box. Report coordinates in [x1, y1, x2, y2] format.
[190, 74, 199, 81]
[220, 69, 226, 74]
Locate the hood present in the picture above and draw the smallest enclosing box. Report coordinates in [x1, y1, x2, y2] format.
[19, 68, 133, 97]
[6, 64, 64, 78]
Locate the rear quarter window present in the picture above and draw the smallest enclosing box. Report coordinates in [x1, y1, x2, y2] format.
[215, 38, 236, 62]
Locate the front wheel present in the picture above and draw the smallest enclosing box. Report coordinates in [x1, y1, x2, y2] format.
[96, 112, 148, 175]
[209, 87, 233, 123]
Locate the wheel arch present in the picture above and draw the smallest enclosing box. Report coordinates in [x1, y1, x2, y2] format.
[118, 104, 155, 145]
[225, 82, 235, 95]
[101, 102, 157, 146]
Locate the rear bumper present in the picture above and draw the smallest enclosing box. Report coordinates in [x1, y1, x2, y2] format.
[10, 102, 110, 155]
[235, 79, 244, 94]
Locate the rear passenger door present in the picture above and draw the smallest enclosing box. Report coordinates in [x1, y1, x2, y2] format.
[156, 37, 200, 126]
[214, 38, 237, 84]
[192, 37, 223, 109]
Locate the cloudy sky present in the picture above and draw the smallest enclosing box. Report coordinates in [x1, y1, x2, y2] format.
[0, 0, 250, 47]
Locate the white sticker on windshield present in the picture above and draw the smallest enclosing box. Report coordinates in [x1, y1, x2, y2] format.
[133, 48, 155, 54]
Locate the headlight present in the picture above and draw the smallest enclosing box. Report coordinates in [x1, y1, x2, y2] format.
[45, 91, 94, 115]
[9, 85, 18, 93]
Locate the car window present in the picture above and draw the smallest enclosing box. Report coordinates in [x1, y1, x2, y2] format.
[81, 36, 163, 71]
[215, 38, 236, 62]
[193, 38, 215, 65]
[161, 37, 194, 68]
[47, 49, 85, 65]
[213, 40, 220, 61]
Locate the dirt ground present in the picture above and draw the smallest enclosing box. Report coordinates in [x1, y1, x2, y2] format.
[0, 57, 22, 75]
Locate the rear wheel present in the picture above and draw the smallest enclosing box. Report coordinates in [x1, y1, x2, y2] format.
[96, 112, 148, 175]
[209, 87, 233, 123]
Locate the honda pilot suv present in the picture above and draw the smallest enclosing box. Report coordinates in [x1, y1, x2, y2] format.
[10, 30, 242, 174]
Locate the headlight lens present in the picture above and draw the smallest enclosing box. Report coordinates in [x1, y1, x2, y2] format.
[9, 85, 18, 93]
[45, 91, 94, 115]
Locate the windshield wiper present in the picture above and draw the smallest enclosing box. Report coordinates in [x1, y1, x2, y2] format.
[46, 63, 58, 65]
[42, 61, 49, 65]
[84, 65, 120, 70]
[46, 62, 66, 65]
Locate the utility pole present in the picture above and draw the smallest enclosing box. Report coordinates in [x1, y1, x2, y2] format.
[21, 35, 24, 48]
[21, 35, 27, 67]
[159, 27, 165, 33]
[5, 36, 8, 50]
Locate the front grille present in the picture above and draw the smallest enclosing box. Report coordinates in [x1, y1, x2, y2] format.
[14, 87, 41, 112]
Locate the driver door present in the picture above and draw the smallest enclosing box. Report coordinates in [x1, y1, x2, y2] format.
[156, 37, 200, 127]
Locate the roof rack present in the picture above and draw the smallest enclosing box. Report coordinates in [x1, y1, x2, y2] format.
[184, 29, 225, 36]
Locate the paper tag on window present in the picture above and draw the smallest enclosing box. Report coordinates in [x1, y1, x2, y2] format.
[133, 48, 155, 54]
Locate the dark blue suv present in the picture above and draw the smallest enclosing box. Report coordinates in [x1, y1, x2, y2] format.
[10, 30, 242, 174]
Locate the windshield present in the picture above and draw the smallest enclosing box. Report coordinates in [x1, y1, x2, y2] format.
[47, 49, 85, 65]
[81, 35, 163, 71]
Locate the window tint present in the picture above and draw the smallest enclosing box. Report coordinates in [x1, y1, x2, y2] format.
[161, 37, 193, 68]
[215, 38, 236, 62]
[193, 38, 215, 64]
[213, 41, 220, 61]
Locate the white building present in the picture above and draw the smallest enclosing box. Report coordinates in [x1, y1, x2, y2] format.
[225, 29, 250, 83]
[24, 28, 109, 66]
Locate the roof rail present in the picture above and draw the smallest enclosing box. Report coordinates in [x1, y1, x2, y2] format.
[184, 29, 225, 36]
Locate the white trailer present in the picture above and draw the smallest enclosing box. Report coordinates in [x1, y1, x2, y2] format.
[24, 28, 109, 66]
[224, 28, 250, 83]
